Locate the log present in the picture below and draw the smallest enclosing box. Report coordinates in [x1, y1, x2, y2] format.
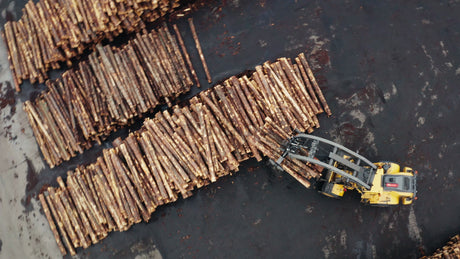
[44, 192, 76, 255]
[93, 163, 127, 231]
[47, 187, 80, 248]
[265, 62, 313, 130]
[137, 131, 176, 202]
[254, 67, 288, 130]
[173, 106, 208, 179]
[62, 175, 98, 244]
[126, 134, 166, 201]
[110, 149, 144, 224]
[85, 166, 116, 231]
[173, 24, 200, 87]
[68, 172, 106, 238]
[199, 107, 216, 182]
[55, 177, 91, 248]
[39, 193, 67, 255]
[143, 131, 189, 198]
[100, 152, 130, 222]
[116, 142, 156, 215]
[188, 18, 212, 83]
[145, 124, 191, 190]
[298, 53, 332, 116]
[293, 58, 323, 113]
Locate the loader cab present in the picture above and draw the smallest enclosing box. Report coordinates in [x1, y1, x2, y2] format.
[382, 175, 415, 193]
[376, 162, 417, 194]
[361, 162, 418, 206]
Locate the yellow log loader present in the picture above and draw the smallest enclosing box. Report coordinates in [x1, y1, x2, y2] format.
[276, 134, 418, 206]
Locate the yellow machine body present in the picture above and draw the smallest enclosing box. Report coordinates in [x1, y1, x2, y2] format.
[322, 162, 417, 206]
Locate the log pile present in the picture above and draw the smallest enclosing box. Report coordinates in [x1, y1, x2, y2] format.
[421, 235, 460, 259]
[38, 52, 331, 255]
[24, 24, 196, 168]
[2, 0, 185, 91]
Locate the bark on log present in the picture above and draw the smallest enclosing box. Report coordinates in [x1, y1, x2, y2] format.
[39, 193, 67, 255]
[188, 18, 212, 83]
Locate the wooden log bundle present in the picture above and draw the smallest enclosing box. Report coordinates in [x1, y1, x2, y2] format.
[2, 0, 186, 91]
[421, 235, 460, 259]
[38, 52, 331, 255]
[24, 24, 196, 168]
[254, 118, 322, 189]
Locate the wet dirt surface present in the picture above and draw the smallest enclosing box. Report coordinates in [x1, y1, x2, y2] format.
[1, 0, 460, 258]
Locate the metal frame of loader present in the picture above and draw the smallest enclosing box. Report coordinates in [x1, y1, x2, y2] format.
[276, 134, 417, 203]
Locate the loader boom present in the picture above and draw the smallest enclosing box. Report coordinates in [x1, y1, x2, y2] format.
[276, 134, 417, 206]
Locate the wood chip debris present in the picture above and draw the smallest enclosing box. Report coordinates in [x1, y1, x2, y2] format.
[2, 0, 184, 91]
[39, 52, 331, 255]
[24, 24, 196, 168]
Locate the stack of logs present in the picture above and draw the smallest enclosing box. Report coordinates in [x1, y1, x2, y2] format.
[421, 235, 460, 259]
[1, 0, 184, 90]
[24, 24, 196, 168]
[39, 52, 331, 255]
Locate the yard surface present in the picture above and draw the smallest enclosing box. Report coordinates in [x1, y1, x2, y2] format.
[0, 0, 459, 258]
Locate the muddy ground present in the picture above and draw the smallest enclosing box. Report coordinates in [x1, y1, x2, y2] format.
[0, 0, 459, 258]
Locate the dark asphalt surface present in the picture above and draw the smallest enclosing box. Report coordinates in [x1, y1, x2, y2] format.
[1, 0, 460, 258]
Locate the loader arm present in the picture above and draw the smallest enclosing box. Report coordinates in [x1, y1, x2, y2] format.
[275, 134, 417, 206]
[276, 133, 377, 190]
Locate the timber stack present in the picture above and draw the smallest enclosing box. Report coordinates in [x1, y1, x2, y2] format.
[1, 0, 186, 91]
[24, 24, 197, 168]
[38, 52, 331, 255]
[421, 235, 460, 259]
